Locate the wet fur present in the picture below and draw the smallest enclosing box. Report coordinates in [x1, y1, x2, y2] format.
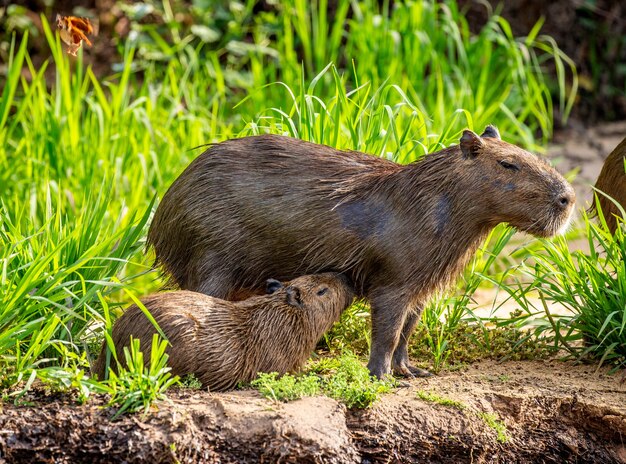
[146, 130, 575, 377]
[93, 273, 354, 391]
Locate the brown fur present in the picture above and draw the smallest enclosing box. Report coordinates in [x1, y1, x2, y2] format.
[93, 273, 354, 391]
[146, 128, 575, 378]
[592, 137, 626, 233]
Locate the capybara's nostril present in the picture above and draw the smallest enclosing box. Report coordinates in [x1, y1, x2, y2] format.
[556, 188, 576, 209]
[557, 192, 573, 209]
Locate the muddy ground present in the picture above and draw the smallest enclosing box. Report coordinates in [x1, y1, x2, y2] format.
[1, 359, 624, 463]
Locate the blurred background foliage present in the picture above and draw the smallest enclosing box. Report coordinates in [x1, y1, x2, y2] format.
[2, 0, 623, 123]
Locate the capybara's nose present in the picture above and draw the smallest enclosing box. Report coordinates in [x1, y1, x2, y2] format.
[555, 189, 575, 210]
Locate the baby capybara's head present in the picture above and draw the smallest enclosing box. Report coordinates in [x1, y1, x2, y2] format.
[240, 272, 355, 374]
[265, 272, 355, 329]
[454, 126, 575, 237]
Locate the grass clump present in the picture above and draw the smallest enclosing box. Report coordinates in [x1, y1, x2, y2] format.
[319, 300, 371, 356]
[505, 206, 626, 371]
[408, 226, 554, 371]
[250, 351, 395, 408]
[179, 374, 203, 390]
[319, 351, 396, 409]
[102, 335, 179, 419]
[0, 186, 152, 394]
[410, 321, 555, 371]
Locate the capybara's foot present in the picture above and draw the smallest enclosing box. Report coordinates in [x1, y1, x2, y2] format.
[408, 365, 433, 377]
[392, 362, 433, 378]
[367, 359, 391, 380]
[392, 348, 432, 378]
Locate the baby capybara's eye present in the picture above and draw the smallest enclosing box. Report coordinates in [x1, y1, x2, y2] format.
[317, 288, 329, 296]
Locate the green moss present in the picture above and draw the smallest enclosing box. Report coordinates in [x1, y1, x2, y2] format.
[250, 372, 321, 402]
[250, 351, 395, 408]
[415, 390, 467, 410]
[179, 374, 202, 390]
[477, 411, 510, 443]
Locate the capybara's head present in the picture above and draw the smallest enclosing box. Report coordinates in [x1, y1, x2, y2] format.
[265, 272, 355, 326]
[454, 126, 575, 237]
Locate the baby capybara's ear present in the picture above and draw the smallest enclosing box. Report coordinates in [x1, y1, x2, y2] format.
[285, 286, 303, 308]
[480, 125, 500, 139]
[460, 129, 485, 158]
[266, 278, 283, 294]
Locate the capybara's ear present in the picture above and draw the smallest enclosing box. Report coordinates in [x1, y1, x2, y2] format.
[266, 278, 283, 294]
[480, 125, 500, 140]
[460, 129, 485, 158]
[286, 286, 303, 308]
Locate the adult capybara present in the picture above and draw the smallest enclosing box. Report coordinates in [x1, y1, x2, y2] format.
[592, 136, 626, 233]
[93, 273, 354, 391]
[147, 127, 575, 378]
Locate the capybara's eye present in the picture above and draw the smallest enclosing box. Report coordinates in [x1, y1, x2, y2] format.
[499, 160, 520, 171]
[317, 288, 329, 296]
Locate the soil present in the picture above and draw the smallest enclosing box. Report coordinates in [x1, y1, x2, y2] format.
[1, 360, 624, 463]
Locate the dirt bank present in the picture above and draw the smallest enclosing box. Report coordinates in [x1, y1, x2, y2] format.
[1, 360, 624, 463]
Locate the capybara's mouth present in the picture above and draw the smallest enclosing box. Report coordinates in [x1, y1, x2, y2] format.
[522, 207, 575, 238]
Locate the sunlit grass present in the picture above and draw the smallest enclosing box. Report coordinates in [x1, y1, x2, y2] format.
[501, 206, 626, 370]
[0, 0, 590, 407]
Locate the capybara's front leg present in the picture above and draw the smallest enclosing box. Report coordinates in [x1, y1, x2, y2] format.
[366, 289, 408, 379]
[392, 306, 432, 378]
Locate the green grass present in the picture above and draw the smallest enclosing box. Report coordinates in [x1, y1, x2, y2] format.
[250, 351, 395, 408]
[0, 184, 152, 393]
[250, 372, 322, 402]
[417, 226, 518, 371]
[179, 373, 203, 390]
[502, 205, 626, 370]
[0, 0, 598, 411]
[103, 335, 179, 419]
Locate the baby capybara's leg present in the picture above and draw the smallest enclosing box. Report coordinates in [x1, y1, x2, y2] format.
[366, 289, 408, 379]
[392, 307, 432, 377]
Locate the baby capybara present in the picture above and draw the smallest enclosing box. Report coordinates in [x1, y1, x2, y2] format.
[147, 127, 575, 378]
[592, 136, 626, 233]
[93, 273, 354, 391]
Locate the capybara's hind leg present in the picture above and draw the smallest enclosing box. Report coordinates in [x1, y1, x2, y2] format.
[392, 307, 432, 378]
[366, 289, 407, 379]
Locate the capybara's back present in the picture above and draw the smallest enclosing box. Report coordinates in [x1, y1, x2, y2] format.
[147, 135, 394, 296]
[93, 273, 354, 391]
[593, 137, 626, 232]
[147, 130, 575, 377]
